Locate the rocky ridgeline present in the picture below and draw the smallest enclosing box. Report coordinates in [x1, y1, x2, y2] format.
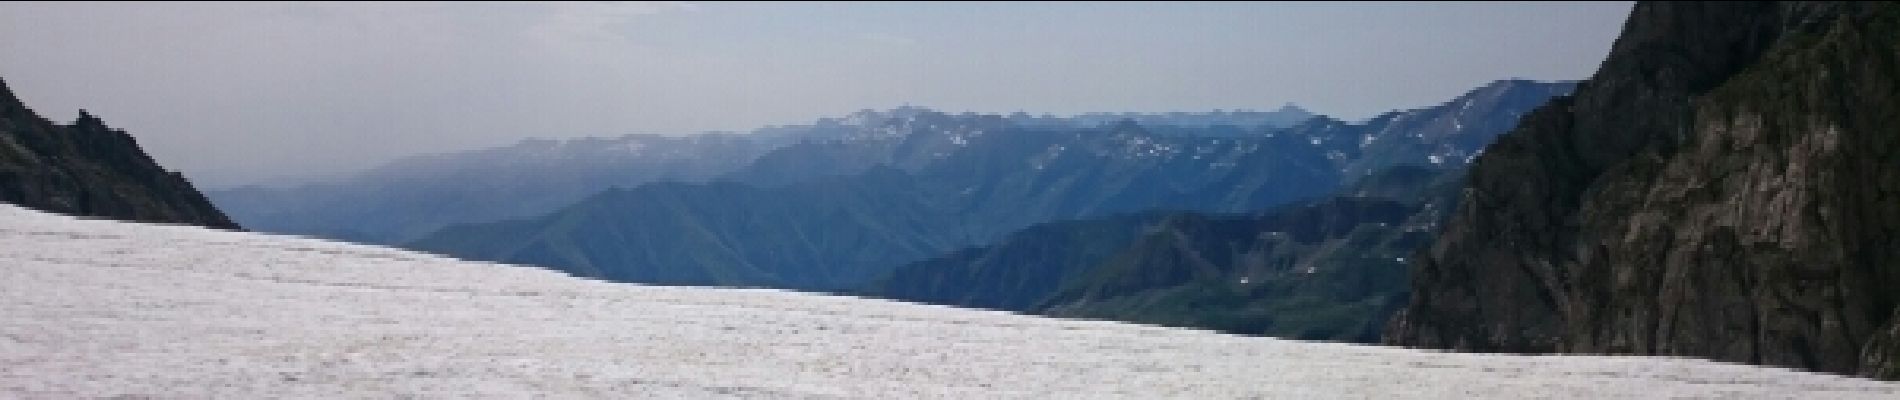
[0, 77, 236, 229]
[1386, 1, 1900, 380]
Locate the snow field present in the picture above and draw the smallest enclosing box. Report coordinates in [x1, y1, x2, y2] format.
[1, 204, 1896, 398]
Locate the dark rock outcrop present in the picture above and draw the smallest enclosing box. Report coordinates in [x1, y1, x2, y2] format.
[0, 77, 236, 229]
[1386, 1, 1900, 379]
[1865, 307, 1900, 380]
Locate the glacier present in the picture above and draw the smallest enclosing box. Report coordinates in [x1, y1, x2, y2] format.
[1, 204, 1896, 398]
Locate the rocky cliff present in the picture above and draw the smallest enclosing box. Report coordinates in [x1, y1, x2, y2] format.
[1386, 1, 1900, 379]
[0, 77, 236, 229]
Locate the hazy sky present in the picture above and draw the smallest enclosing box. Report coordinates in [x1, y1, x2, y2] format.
[0, 1, 1633, 187]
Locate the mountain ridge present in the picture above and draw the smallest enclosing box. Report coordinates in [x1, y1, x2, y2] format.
[0, 76, 236, 229]
[865, 164, 1463, 342]
[1385, 1, 1900, 380]
[411, 79, 1570, 294]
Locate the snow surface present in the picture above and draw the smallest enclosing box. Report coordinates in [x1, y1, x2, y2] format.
[2, 205, 1896, 399]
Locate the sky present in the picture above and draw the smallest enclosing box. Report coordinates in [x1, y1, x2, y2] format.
[0, 1, 1634, 187]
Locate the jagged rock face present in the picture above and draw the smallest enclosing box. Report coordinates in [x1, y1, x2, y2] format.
[0, 78, 236, 229]
[1386, 1, 1900, 379]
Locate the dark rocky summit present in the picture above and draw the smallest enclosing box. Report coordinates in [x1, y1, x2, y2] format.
[1385, 1, 1900, 379]
[0, 77, 236, 229]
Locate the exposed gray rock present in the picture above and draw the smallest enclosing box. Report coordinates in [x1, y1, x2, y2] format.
[1386, 1, 1900, 379]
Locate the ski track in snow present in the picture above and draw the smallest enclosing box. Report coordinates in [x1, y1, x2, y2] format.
[1, 205, 1895, 399]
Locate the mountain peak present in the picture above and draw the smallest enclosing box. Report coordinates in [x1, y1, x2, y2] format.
[1273, 103, 1318, 126]
[1275, 102, 1309, 114]
[0, 77, 25, 117]
[75, 109, 105, 128]
[888, 104, 934, 119]
[0, 76, 237, 229]
[0, 76, 16, 107]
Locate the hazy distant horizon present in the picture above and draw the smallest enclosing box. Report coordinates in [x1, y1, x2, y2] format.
[166, 88, 1587, 189]
[0, 2, 1633, 187]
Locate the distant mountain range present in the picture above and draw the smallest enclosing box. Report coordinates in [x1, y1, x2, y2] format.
[209, 133, 777, 244]
[208, 106, 1319, 244]
[406, 121, 1339, 290]
[864, 165, 1461, 343]
[405, 80, 1572, 292]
